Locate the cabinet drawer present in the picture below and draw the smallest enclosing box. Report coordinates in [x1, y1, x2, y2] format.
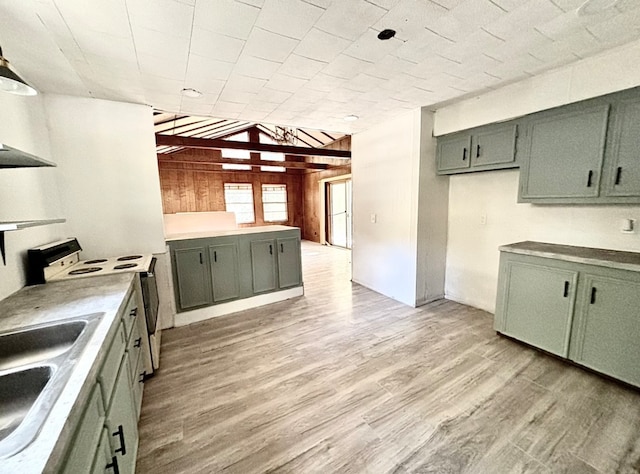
[121, 291, 138, 342]
[62, 384, 105, 474]
[98, 322, 126, 407]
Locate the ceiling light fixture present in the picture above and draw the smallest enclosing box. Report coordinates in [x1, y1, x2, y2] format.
[344, 115, 359, 122]
[577, 0, 618, 15]
[181, 88, 203, 98]
[377, 29, 396, 40]
[0, 46, 37, 96]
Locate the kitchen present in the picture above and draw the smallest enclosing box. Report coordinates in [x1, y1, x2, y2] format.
[1, 0, 640, 472]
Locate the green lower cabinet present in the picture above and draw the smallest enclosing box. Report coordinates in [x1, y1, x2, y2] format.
[174, 246, 211, 309]
[93, 428, 116, 474]
[570, 274, 640, 387]
[277, 237, 302, 289]
[250, 239, 278, 294]
[499, 261, 577, 357]
[209, 242, 240, 302]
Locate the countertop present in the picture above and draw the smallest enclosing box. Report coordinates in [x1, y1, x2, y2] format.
[499, 241, 640, 273]
[0, 273, 134, 474]
[165, 224, 299, 241]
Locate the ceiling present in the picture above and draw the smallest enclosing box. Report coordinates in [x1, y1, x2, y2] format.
[1, 0, 639, 133]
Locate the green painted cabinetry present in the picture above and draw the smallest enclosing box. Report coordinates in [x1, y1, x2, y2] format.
[174, 246, 212, 309]
[436, 122, 517, 175]
[277, 237, 302, 289]
[495, 242, 640, 388]
[250, 239, 278, 294]
[209, 242, 240, 302]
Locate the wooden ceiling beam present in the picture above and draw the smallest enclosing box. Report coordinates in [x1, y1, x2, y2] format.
[157, 155, 330, 170]
[155, 134, 351, 159]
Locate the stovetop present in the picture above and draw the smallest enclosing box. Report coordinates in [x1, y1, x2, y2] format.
[48, 254, 153, 281]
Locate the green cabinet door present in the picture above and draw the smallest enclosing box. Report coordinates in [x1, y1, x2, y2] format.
[209, 243, 240, 302]
[277, 237, 302, 289]
[105, 354, 138, 474]
[470, 124, 517, 167]
[437, 134, 472, 172]
[571, 274, 640, 387]
[519, 104, 610, 201]
[501, 261, 578, 357]
[92, 428, 116, 474]
[604, 98, 640, 197]
[174, 246, 211, 309]
[250, 239, 277, 294]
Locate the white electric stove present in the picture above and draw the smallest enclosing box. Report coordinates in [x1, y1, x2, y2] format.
[27, 238, 161, 375]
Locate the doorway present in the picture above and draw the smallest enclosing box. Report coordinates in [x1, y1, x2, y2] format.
[327, 179, 352, 249]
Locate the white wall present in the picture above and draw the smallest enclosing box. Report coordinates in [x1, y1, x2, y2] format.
[0, 93, 66, 300]
[44, 95, 166, 257]
[352, 108, 448, 307]
[437, 39, 640, 313]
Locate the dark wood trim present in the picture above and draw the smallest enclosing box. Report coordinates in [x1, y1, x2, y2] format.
[155, 134, 351, 158]
[158, 155, 329, 170]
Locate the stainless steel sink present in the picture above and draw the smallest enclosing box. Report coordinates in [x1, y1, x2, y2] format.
[0, 313, 103, 458]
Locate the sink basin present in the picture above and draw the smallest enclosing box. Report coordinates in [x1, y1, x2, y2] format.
[0, 321, 86, 371]
[0, 366, 52, 442]
[0, 313, 103, 458]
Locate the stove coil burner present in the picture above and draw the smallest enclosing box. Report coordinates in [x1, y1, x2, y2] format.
[69, 267, 102, 275]
[84, 259, 108, 264]
[114, 263, 137, 270]
[117, 255, 142, 261]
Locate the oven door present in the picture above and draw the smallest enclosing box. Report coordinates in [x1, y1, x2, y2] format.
[140, 257, 159, 334]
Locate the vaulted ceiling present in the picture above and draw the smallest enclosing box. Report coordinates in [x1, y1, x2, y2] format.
[1, 1, 638, 133]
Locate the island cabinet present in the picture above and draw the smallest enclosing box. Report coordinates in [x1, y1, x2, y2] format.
[494, 242, 640, 388]
[436, 122, 518, 175]
[168, 226, 303, 313]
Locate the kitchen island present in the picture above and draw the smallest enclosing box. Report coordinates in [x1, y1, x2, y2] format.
[166, 225, 303, 327]
[0, 273, 143, 473]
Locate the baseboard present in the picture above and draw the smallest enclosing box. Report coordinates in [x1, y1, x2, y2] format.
[174, 286, 305, 327]
[415, 294, 445, 307]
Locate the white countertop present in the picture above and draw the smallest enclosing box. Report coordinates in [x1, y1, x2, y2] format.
[165, 224, 299, 241]
[0, 273, 134, 474]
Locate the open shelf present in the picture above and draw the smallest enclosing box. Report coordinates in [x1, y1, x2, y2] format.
[0, 219, 66, 265]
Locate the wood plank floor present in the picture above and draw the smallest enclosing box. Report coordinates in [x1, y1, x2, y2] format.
[137, 241, 640, 473]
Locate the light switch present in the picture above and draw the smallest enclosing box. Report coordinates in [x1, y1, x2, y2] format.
[370, 213, 376, 223]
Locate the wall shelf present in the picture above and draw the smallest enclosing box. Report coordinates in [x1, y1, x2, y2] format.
[0, 144, 56, 168]
[0, 219, 66, 265]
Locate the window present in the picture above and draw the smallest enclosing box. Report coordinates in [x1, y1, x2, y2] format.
[224, 183, 255, 224]
[259, 133, 285, 172]
[222, 132, 251, 170]
[262, 184, 288, 222]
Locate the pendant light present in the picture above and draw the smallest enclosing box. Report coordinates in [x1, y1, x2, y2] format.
[0, 46, 37, 96]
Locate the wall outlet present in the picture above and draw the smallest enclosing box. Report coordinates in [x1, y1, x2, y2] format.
[621, 218, 635, 233]
[480, 213, 487, 225]
[370, 213, 377, 224]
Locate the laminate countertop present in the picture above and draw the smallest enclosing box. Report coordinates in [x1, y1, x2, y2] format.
[0, 273, 134, 474]
[165, 224, 299, 241]
[499, 241, 640, 273]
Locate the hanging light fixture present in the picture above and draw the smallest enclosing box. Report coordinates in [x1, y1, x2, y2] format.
[0, 46, 37, 96]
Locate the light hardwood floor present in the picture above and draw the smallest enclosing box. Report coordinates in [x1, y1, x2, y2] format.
[137, 242, 640, 473]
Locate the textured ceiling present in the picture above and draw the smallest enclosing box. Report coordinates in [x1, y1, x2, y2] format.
[0, 0, 639, 133]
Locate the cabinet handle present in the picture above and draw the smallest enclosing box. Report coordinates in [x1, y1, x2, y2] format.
[106, 456, 120, 474]
[280, 243, 284, 253]
[113, 424, 126, 455]
[139, 371, 146, 383]
[199, 252, 203, 264]
[587, 170, 594, 187]
[590, 287, 597, 304]
[129, 307, 137, 317]
[615, 166, 622, 185]
[563, 281, 569, 298]
[134, 337, 142, 348]
[462, 148, 467, 161]
[213, 251, 217, 262]
[269, 244, 273, 255]
[476, 144, 481, 158]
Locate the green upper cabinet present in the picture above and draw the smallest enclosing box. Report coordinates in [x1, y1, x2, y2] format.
[436, 122, 518, 175]
[436, 134, 471, 173]
[519, 104, 610, 202]
[602, 97, 640, 198]
[209, 242, 240, 303]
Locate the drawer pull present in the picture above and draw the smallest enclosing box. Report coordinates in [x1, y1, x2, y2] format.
[563, 281, 569, 298]
[269, 244, 273, 255]
[113, 424, 126, 455]
[462, 148, 467, 161]
[214, 250, 217, 262]
[106, 456, 120, 474]
[587, 170, 594, 187]
[476, 144, 481, 158]
[133, 337, 142, 348]
[280, 243, 284, 253]
[615, 166, 622, 185]
[129, 307, 137, 317]
[139, 371, 147, 383]
[199, 252, 203, 264]
[590, 287, 597, 304]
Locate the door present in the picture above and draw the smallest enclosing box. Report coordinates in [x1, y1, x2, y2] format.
[174, 247, 211, 310]
[437, 134, 472, 172]
[470, 124, 517, 167]
[571, 274, 640, 386]
[277, 237, 302, 288]
[328, 180, 352, 249]
[520, 104, 610, 200]
[250, 239, 277, 294]
[209, 243, 240, 302]
[604, 98, 640, 197]
[501, 261, 578, 357]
